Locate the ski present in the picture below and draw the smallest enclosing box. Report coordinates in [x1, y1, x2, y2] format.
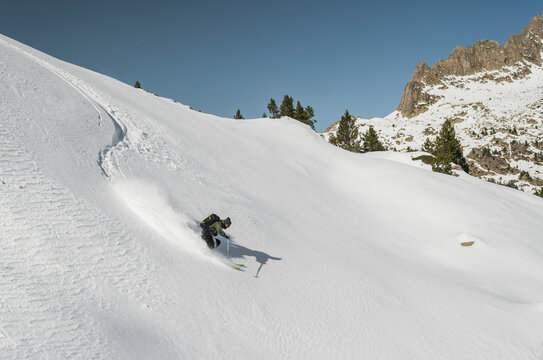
[225, 258, 246, 271]
[228, 262, 246, 270]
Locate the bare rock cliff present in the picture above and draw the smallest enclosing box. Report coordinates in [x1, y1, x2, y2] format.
[398, 15, 543, 118]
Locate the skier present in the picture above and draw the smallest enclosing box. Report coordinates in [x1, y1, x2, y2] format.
[200, 214, 231, 249]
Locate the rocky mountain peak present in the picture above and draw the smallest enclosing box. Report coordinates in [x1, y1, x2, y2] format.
[398, 15, 543, 118]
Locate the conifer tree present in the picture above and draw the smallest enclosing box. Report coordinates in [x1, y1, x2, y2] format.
[329, 110, 362, 153]
[422, 138, 434, 154]
[134, 80, 141, 88]
[423, 119, 469, 174]
[293, 101, 316, 129]
[302, 106, 316, 130]
[234, 109, 244, 119]
[267, 98, 279, 118]
[304, 106, 315, 122]
[279, 95, 294, 118]
[431, 152, 453, 174]
[361, 126, 386, 152]
[262, 112, 267, 118]
[294, 101, 305, 120]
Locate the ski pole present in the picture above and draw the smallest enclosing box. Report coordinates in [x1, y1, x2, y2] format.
[227, 237, 230, 259]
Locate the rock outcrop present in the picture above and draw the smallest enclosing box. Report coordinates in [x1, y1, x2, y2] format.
[324, 15, 543, 194]
[398, 15, 543, 118]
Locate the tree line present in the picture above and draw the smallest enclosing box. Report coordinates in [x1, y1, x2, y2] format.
[234, 95, 316, 130]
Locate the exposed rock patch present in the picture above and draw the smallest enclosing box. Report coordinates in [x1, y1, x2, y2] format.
[467, 147, 513, 175]
[398, 15, 543, 118]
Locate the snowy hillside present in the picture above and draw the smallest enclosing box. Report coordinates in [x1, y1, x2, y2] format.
[2, 34, 543, 359]
[324, 16, 543, 194]
[324, 62, 543, 192]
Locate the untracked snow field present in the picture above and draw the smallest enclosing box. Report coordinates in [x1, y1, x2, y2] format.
[1, 34, 543, 359]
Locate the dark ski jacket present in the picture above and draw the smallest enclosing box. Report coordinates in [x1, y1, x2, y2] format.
[206, 220, 229, 238]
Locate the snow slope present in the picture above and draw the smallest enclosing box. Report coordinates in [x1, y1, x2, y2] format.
[1, 34, 543, 359]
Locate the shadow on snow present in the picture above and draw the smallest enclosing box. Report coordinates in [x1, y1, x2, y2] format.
[217, 240, 282, 278]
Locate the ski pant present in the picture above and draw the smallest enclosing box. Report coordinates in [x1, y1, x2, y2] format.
[201, 227, 219, 249]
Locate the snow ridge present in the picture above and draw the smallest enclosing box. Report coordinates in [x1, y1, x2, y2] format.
[0, 37, 185, 181]
[0, 37, 130, 179]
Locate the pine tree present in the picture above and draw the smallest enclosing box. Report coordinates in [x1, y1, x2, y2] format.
[294, 101, 305, 120]
[304, 106, 315, 122]
[424, 119, 469, 174]
[302, 106, 316, 130]
[234, 109, 244, 119]
[134, 80, 141, 88]
[267, 98, 279, 118]
[422, 138, 434, 154]
[329, 110, 362, 153]
[279, 95, 294, 118]
[262, 112, 267, 118]
[431, 153, 453, 174]
[361, 126, 385, 152]
[293, 101, 316, 129]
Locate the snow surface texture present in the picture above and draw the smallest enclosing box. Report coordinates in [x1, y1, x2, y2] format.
[324, 60, 543, 193]
[1, 34, 543, 359]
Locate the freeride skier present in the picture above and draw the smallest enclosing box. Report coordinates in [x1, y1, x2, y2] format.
[199, 214, 231, 249]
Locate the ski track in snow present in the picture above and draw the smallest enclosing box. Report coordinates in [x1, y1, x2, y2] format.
[0, 37, 128, 180]
[112, 179, 207, 256]
[0, 37, 187, 182]
[0, 124, 161, 359]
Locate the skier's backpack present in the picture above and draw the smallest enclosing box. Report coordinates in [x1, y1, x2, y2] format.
[200, 214, 220, 229]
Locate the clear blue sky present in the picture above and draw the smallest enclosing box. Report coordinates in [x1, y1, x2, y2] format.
[2, 0, 542, 131]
